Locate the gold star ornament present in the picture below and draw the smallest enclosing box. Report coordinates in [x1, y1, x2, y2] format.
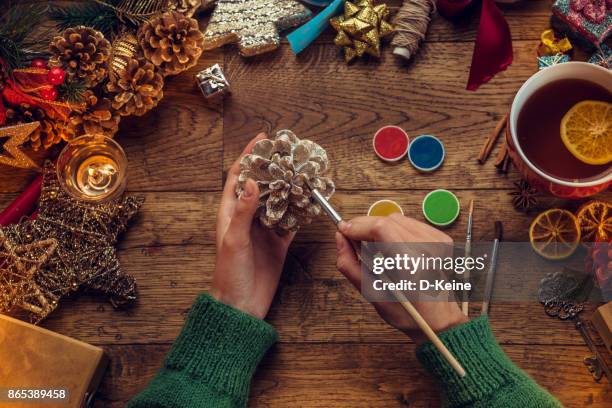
[202, 0, 312, 57]
[330, 0, 395, 63]
[0, 122, 40, 169]
[2, 162, 144, 322]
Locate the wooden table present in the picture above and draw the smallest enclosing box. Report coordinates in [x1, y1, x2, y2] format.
[2, 1, 610, 406]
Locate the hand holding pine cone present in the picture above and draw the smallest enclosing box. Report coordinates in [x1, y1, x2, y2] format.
[138, 11, 204, 77]
[49, 26, 111, 88]
[105, 58, 164, 117]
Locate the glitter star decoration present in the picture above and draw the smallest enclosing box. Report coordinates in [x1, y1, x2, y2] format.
[0, 122, 40, 169]
[0, 230, 57, 320]
[2, 162, 144, 322]
[330, 0, 395, 63]
[202, 0, 312, 57]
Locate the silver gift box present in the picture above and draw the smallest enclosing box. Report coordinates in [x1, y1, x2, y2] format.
[195, 64, 230, 99]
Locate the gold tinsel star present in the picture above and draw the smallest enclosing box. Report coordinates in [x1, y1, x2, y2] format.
[2, 162, 144, 322]
[330, 0, 395, 63]
[0, 122, 40, 169]
[202, 0, 312, 56]
[0, 230, 57, 320]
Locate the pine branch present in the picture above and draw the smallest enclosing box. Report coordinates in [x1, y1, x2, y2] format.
[49, 3, 119, 39]
[58, 79, 87, 104]
[0, 2, 50, 71]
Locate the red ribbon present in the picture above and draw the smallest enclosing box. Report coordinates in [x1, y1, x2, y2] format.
[437, 0, 513, 91]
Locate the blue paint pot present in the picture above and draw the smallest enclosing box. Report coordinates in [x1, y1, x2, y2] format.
[408, 134, 445, 172]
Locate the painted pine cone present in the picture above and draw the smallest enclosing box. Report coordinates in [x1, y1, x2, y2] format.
[49, 26, 111, 88]
[237, 130, 335, 233]
[138, 11, 204, 76]
[65, 91, 120, 139]
[5, 103, 62, 151]
[167, 0, 202, 17]
[105, 58, 164, 117]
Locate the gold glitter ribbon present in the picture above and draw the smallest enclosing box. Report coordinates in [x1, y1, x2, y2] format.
[11, 68, 78, 111]
[330, 0, 395, 63]
[539, 29, 572, 56]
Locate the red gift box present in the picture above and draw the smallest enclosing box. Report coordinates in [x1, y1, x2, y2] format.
[552, 0, 612, 47]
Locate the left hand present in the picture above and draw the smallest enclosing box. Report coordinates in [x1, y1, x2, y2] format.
[210, 133, 295, 320]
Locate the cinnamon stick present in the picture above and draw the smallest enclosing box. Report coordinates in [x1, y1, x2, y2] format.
[478, 113, 508, 164]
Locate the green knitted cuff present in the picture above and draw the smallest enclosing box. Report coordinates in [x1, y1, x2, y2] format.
[163, 293, 277, 405]
[416, 316, 557, 408]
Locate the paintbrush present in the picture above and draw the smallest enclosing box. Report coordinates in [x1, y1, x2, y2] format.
[309, 186, 467, 378]
[481, 221, 503, 315]
[461, 199, 474, 316]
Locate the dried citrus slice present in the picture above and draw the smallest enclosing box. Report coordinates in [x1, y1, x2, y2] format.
[560, 100, 612, 165]
[576, 200, 612, 243]
[529, 209, 581, 260]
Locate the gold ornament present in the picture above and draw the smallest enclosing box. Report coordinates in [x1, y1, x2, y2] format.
[109, 31, 141, 81]
[237, 130, 335, 233]
[202, 0, 312, 57]
[2, 162, 144, 322]
[0, 230, 58, 321]
[138, 11, 204, 76]
[330, 0, 395, 63]
[0, 122, 40, 169]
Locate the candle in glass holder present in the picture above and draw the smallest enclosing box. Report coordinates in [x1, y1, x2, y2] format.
[56, 135, 127, 203]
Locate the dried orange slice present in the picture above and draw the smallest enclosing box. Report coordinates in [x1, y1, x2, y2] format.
[529, 209, 581, 260]
[576, 200, 612, 243]
[560, 100, 612, 165]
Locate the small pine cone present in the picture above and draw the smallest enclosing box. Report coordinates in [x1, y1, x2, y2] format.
[237, 130, 335, 233]
[65, 90, 120, 138]
[5, 103, 61, 150]
[105, 58, 164, 117]
[167, 0, 202, 17]
[138, 11, 204, 76]
[49, 26, 111, 88]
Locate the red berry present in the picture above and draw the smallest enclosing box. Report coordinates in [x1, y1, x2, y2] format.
[47, 67, 66, 86]
[40, 87, 58, 101]
[30, 59, 48, 69]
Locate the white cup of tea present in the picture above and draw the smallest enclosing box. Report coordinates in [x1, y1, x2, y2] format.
[506, 62, 612, 198]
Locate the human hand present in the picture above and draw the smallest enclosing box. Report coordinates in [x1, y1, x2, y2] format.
[335, 214, 468, 345]
[210, 133, 295, 320]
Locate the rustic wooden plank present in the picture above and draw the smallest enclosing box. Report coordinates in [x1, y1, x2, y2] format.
[222, 40, 564, 191]
[39, 243, 597, 346]
[0, 189, 606, 248]
[95, 343, 609, 408]
[0, 50, 224, 194]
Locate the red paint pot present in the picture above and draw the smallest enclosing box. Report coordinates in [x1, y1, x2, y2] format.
[373, 126, 410, 162]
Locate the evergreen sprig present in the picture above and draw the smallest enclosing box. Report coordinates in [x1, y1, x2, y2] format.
[0, 2, 50, 71]
[58, 79, 88, 104]
[49, 2, 120, 40]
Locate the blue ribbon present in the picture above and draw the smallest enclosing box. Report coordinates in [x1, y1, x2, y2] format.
[287, 0, 345, 54]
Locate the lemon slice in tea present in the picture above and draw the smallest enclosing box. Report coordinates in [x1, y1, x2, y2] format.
[529, 209, 580, 260]
[560, 100, 612, 165]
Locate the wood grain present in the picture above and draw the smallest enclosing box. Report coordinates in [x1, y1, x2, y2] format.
[95, 343, 610, 408]
[38, 243, 596, 346]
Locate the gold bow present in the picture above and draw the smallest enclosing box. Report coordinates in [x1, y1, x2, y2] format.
[330, 0, 395, 63]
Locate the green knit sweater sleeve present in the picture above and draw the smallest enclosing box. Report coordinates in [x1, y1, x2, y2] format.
[416, 315, 563, 408]
[127, 293, 277, 408]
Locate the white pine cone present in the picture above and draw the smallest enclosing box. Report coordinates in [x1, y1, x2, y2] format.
[237, 130, 335, 233]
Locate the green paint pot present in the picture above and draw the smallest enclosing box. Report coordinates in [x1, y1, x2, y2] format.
[422, 189, 460, 227]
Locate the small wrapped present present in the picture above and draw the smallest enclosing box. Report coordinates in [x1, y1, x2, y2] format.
[588, 44, 612, 69]
[538, 53, 570, 70]
[195, 64, 230, 100]
[552, 0, 612, 47]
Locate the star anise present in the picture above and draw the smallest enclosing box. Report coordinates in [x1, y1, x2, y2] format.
[510, 180, 539, 213]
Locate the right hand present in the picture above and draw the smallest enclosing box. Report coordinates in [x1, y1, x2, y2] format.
[335, 214, 468, 345]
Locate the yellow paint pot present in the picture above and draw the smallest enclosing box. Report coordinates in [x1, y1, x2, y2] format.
[367, 199, 404, 217]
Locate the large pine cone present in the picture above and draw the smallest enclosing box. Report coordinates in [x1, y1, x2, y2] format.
[49, 26, 111, 88]
[5, 103, 62, 150]
[237, 130, 335, 233]
[105, 58, 164, 117]
[65, 90, 120, 138]
[138, 11, 204, 77]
